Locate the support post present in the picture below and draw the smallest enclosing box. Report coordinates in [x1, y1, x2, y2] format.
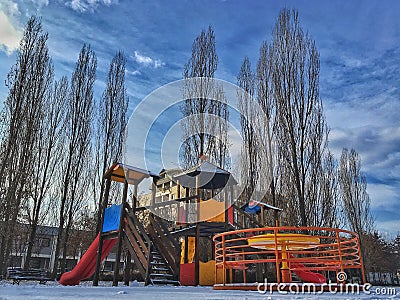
[176, 180, 181, 226]
[93, 178, 111, 286]
[230, 185, 234, 207]
[133, 183, 138, 210]
[124, 181, 137, 286]
[194, 176, 200, 286]
[113, 180, 128, 286]
[261, 206, 265, 226]
[184, 236, 189, 264]
[124, 251, 131, 286]
[224, 177, 228, 223]
[151, 179, 156, 206]
[185, 187, 189, 223]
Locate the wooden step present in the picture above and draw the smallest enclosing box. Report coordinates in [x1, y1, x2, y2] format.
[150, 278, 180, 285]
[151, 267, 169, 272]
[150, 273, 174, 278]
[151, 255, 163, 260]
[150, 261, 167, 265]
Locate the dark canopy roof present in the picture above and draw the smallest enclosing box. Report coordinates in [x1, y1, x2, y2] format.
[171, 161, 237, 189]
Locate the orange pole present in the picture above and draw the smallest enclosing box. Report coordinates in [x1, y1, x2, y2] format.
[222, 235, 226, 285]
[242, 250, 246, 283]
[273, 228, 281, 283]
[356, 235, 366, 284]
[335, 229, 345, 283]
[214, 242, 217, 285]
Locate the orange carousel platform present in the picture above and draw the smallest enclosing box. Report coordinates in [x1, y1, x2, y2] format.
[212, 226, 366, 290]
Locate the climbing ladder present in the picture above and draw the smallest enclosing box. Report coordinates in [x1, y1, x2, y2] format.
[123, 203, 180, 285]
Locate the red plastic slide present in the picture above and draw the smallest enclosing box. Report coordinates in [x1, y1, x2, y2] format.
[59, 233, 117, 286]
[290, 260, 326, 284]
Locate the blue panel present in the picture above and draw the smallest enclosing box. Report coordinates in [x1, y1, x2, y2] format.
[102, 204, 122, 232]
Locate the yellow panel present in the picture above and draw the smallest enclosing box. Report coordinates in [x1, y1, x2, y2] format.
[248, 233, 320, 250]
[199, 199, 225, 222]
[180, 240, 224, 285]
[199, 260, 224, 286]
[180, 236, 196, 264]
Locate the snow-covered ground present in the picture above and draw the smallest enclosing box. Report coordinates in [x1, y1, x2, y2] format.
[0, 281, 399, 300]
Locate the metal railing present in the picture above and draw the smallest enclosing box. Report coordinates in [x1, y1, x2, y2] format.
[213, 226, 365, 286]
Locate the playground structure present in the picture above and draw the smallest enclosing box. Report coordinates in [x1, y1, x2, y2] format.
[59, 161, 366, 290]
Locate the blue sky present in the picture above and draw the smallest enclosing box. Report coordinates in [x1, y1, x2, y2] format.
[0, 0, 399, 236]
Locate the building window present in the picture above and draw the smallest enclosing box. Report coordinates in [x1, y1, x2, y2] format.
[35, 237, 50, 248]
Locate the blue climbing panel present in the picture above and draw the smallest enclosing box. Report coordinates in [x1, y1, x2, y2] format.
[102, 204, 122, 232]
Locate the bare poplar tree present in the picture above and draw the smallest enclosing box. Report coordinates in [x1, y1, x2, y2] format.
[271, 9, 328, 226]
[237, 57, 258, 203]
[23, 76, 68, 269]
[210, 84, 230, 169]
[52, 44, 96, 278]
[0, 16, 53, 274]
[338, 148, 374, 237]
[181, 26, 229, 169]
[307, 151, 340, 228]
[94, 51, 128, 233]
[338, 148, 374, 273]
[61, 159, 93, 271]
[256, 41, 281, 224]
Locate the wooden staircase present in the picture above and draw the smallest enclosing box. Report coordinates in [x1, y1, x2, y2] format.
[123, 203, 180, 285]
[148, 247, 179, 285]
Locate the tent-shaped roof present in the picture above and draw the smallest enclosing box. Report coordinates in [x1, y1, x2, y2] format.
[171, 161, 237, 189]
[103, 163, 158, 184]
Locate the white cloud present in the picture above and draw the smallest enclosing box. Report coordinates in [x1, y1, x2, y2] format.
[67, 0, 117, 13]
[367, 183, 398, 210]
[0, 0, 20, 17]
[0, 1, 22, 55]
[133, 51, 165, 68]
[126, 69, 141, 76]
[30, 0, 49, 7]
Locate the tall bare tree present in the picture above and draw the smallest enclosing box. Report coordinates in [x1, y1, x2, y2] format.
[338, 148, 374, 237]
[95, 51, 128, 233]
[307, 151, 341, 228]
[256, 41, 280, 224]
[23, 76, 68, 269]
[237, 57, 258, 203]
[0, 16, 53, 274]
[52, 44, 96, 278]
[271, 9, 328, 226]
[181, 26, 229, 169]
[61, 160, 93, 271]
[338, 148, 375, 274]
